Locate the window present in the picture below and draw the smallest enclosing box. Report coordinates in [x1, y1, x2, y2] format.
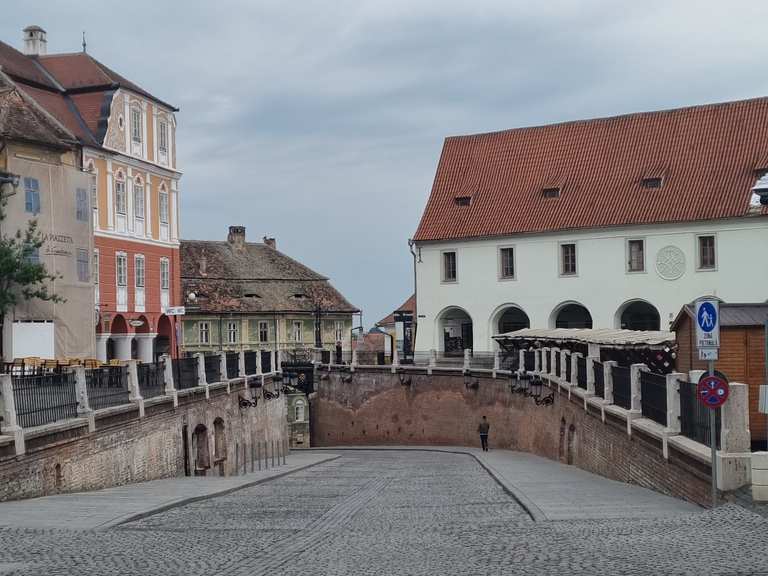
[130, 107, 142, 143]
[93, 250, 99, 285]
[641, 177, 662, 189]
[158, 120, 168, 152]
[89, 171, 98, 211]
[698, 235, 716, 270]
[115, 179, 126, 214]
[24, 177, 40, 214]
[133, 182, 145, 220]
[199, 321, 210, 344]
[227, 321, 238, 344]
[135, 255, 145, 288]
[76, 248, 89, 282]
[542, 187, 561, 199]
[258, 321, 269, 343]
[293, 321, 303, 343]
[454, 196, 471, 206]
[499, 247, 515, 279]
[442, 251, 457, 282]
[334, 321, 344, 342]
[75, 188, 88, 222]
[159, 189, 169, 223]
[160, 258, 170, 290]
[26, 246, 40, 265]
[560, 243, 577, 276]
[295, 401, 305, 422]
[116, 252, 128, 286]
[627, 239, 645, 272]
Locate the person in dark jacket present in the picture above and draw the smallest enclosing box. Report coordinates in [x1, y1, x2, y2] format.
[478, 416, 490, 451]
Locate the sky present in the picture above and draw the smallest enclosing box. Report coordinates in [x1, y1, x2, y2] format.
[4, 0, 768, 328]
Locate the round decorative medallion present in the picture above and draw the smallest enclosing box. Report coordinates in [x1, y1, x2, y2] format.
[655, 245, 686, 280]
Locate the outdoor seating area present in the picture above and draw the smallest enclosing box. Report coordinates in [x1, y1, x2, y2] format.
[2, 357, 123, 375]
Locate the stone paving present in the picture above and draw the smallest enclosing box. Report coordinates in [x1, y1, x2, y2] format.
[0, 450, 767, 575]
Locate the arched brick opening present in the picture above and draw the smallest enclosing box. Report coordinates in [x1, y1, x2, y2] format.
[436, 306, 473, 355]
[615, 299, 661, 331]
[192, 424, 210, 476]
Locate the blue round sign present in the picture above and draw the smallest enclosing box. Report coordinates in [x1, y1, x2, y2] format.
[697, 302, 717, 332]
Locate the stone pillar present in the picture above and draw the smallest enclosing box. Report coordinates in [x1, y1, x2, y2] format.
[256, 349, 263, 375]
[534, 349, 541, 374]
[717, 382, 752, 491]
[351, 348, 358, 372]
[112, 334, 133, 361]
[516, 349, 523, 372]
[663, 372, 685, 459]
[95, 333, 110, 362]
[275, 348, 282, 373]
[571, 352, 581, 386]
[269, 350, 276, 374]
[134, 334, 155, 364]
[126, 360, 145, 418]
[562, 350, 570, 383]
[161, 353, 178, 407]
[463, 349, 471, 371]
[238, 351, 246, 378]
[0, 374, 25, 455]
[428, 349, 436, 375]
[603, 361, 616, 405]
[587, 342, 601, 359]
[74, 366, 95, 432]
[195, 352, 207, 386]
[540, 347, 549, 375]
[752, 453, 768, 502]
[551, 348, 559, 378]
[586, 356, 597, 395]
[219, 352, 228, 382]
[391, 347, 400, 374]
[627, 363, 647, 435]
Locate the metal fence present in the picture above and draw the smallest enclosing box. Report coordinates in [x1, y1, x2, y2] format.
[173, 357, 199, 390]
[577, 357, 587, 390]
[86, 366, 130, 410]
[679, 380, 721, 448]
[594, 362, 605, 398]
[523, 350, 535, 372]
[11, 371, 78, 428]
[612, 365, 632, 409]
[261, 350, 273, 373]
[226, 353, 240, 379]
[564, 354, 572, 382]
[555, 353, 561, 377]
[469, 352, 495, 370]
[204, 355, 221, 384]
[640, 371, 667, 426]
[137, 362, 165, 399]
[244, 351, 258, 375]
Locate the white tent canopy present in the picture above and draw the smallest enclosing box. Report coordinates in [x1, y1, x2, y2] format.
[493, 328, 675, 349]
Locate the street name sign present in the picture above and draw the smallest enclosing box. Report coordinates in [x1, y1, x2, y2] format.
[165, 306, 186, 316]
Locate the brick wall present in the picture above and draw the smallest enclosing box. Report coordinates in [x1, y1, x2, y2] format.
[312, 368, 712, 506]
[0, 379, 287, 501]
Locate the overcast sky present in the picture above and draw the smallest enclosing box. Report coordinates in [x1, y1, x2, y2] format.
[4, 1, 768, 327]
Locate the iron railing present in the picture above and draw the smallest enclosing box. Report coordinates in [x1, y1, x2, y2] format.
[408, 351, 432, 366]
[226, 352, 240, 379]
[137, 362, 165, 399]
[564, 354, 572, 382]
[244, 351, 258, 375]
[612, 365, 632, 409]
[594, 362, 605, 398]
[173, 357, 199, 390]
[679, 380, 721, 448]
[11, 371, 78, 428]
[86, 366, 130, 410]
[204, 355, 221, 384]
[555, 353, 561, 377]
[523, 350, 535, 372]
[261, 350, 273, 373]
[577, 357, 587, 390]
[640, 371, 667, 426]
[469, 352, 496, 370]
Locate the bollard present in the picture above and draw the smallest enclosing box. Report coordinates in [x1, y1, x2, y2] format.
[257, 441, 262, 471]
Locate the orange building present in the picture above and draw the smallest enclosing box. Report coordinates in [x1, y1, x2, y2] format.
[0, 26, 182, 361]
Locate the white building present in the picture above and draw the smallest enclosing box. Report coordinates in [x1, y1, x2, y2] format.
[412, 98, 768, 353]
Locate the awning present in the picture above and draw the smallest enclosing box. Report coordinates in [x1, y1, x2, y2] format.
[493, 328, 675, 349]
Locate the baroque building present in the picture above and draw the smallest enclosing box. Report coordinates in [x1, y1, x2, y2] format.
[180, 226, 358, 355]
[412, 98, 768, 353]
[0, 26, 182, 362]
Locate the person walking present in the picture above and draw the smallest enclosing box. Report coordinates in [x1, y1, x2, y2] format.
[478, 416, 490, 452]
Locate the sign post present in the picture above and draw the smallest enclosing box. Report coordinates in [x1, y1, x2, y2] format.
[694, 298, 722, 507]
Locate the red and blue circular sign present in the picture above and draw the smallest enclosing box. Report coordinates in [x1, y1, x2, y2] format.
[697, 373, 729, 409]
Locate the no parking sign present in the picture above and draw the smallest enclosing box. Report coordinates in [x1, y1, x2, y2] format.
[697, 372, 729, 409]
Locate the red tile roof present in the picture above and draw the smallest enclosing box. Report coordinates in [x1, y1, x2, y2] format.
[19, 84, 98, 145]
[414, 98, 768, 242]
[377, 293, 416, 327]
[0, 41, 58, 89]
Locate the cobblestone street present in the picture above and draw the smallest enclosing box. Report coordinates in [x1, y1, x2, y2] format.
[1, 450, 768, 575]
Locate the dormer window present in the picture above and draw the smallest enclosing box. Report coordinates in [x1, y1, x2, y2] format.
[641, 177, 662, 189]
[130, 107, 142, 144]
[542, 187, 560, 199]
[454, 196, 472, 206]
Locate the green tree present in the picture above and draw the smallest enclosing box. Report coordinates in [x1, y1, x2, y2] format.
[0, 186, 63, 360]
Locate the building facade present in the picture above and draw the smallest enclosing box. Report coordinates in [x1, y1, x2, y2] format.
[412, 98, 768, 353]
[286, 391, 310, 448]
[180, 226, 358, 356]
[0, 70, 93, 359]
[0, 26, 182, 362]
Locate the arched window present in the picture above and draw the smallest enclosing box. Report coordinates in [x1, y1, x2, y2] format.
[295, 400, 305, 422]
[114, 170, 126, 215]
[618, 301, 660, 331]
[133, 176, 145, 221]
[553, 303, 593, 329]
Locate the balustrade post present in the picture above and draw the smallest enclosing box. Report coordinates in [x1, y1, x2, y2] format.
[275, 348, 282, 373]
[571, 351, 581, 391]
[428, 349, 436, 375]
[351, 348, 358, 372]
[586, 356, 597, 395]
[627, 363, 647, 435]
[219, 352, 231, 394]
[562, 350, 570, 383]
[493, 349, 501, 377]
[603, 360, 616, 406]
[269, 350, 276, 374]
[74, 365, 96, 432]
[161, 354, 178, 407]
[238, 351, 246, 378]
[195, 353, 209, 400]
[550, 348, 559, 378]
[663, 372, 684, 459]
[256, 349, 263, 375]
[533, 348, 541, 374]
[463, 348, 471, 371]
[517, 349, 524, 372]
[0, 374, 25, 455]
[391, 347, 400, 374]
[126, 360, 145, 418]
[718, 383, 752, 491]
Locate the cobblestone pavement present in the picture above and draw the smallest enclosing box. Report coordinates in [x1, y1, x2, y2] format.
[1, 450, 768, 575]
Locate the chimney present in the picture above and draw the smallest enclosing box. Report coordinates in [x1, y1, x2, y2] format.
[23, 25, 47, 56]
[263, 236, 276, 249]
[227, 226, 246, 250]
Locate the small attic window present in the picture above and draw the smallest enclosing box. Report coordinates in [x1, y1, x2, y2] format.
[641, 177, 663, 189]
[293, 293, 305, 299]
[541, 187, 560, 199]
[244, 293, 261, 299]
[454, 196, 472, 206]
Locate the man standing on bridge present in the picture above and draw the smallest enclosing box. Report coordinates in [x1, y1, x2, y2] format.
[478, 416, 490, 451]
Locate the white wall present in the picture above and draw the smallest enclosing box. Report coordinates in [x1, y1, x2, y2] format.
[414, 217, 768, 351]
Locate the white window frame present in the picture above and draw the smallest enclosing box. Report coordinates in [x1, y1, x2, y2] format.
[626, 238, 646, 274]
[258, 320, 269, 343]
[76, 248, 89, 283]
[114, 178, 127, 215]
[93, 249, 100, 306]
[88, 163, 99, 228]
[160, 257, 170, 290]
[134, 254, 145, 288]
[559, 242, 578, 277]
[334, 321, 344, 342]
[227, 321, 238, 344]
[294, 401, 305, 422]
[199, 321, 210, 344]
[498, 245, 516, 281]
[75, 188, 89, 222]
[696, 234, 717, 271]
[441, 250, 458, 283]
[130, 106, 142, 144]
[133, 180, 145, 220]
[293, 320, 303, 343]
[116, 252, 128, 287]
[159, 188, 169, 224]
[158, 119, 168, 153]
